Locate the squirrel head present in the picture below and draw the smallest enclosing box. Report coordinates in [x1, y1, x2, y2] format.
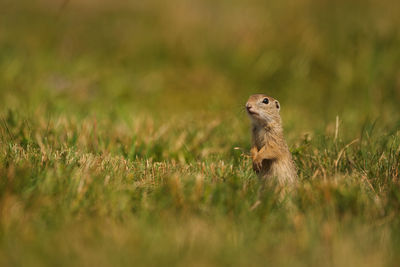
[245, 94, 281, 127]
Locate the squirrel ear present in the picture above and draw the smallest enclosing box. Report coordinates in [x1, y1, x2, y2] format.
[275, 100, 280, 111]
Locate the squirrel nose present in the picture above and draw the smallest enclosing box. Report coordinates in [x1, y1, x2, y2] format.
[246, 103, 252, 110]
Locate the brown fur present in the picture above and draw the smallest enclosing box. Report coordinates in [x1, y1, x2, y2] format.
[246, 94, 297, 185]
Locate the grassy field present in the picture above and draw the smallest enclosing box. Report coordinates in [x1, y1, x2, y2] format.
[1, 0, 400, 266]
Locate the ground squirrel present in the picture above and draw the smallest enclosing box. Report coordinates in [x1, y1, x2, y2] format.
[246, 94, 297, 185]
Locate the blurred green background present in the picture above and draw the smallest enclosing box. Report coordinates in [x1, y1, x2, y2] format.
[1, 0, 400, 266]
[2, 0, 400, 127]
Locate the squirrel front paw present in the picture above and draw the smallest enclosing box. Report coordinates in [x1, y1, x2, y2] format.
[252, 158, 263, 173]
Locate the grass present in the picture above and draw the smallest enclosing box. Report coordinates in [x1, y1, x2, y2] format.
[1, 0, 400, 266]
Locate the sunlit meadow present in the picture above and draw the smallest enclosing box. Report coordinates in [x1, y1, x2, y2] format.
[1, 0, 400, 266]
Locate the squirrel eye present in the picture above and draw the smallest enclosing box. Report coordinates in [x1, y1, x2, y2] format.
[262, 98, 269, 104]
